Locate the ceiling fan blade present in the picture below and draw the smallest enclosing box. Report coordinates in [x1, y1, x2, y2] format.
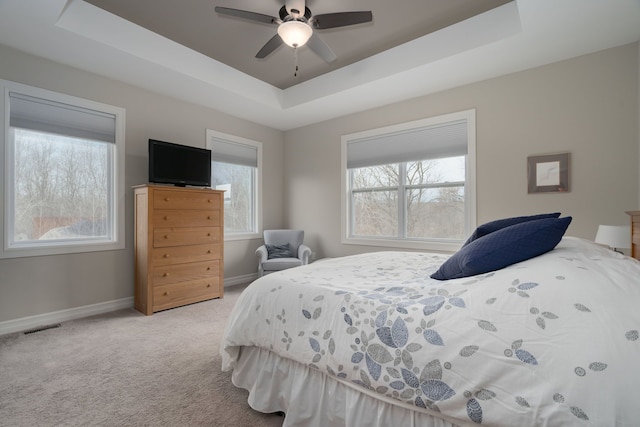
[256, 34, 284, 59]
[214, 7, 278, 25]
[307, 33, 337, 63]
[311, 11, 372, 29]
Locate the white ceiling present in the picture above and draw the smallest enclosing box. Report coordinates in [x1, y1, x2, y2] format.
[0, 0, 639, 131]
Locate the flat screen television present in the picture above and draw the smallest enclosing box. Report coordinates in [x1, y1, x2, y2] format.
[148, 139, 211, 187]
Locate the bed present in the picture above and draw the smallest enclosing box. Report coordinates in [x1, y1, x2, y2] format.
[221, 232, 640, 426]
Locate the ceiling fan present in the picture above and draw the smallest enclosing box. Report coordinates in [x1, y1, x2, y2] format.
[214, 0, 372, 63]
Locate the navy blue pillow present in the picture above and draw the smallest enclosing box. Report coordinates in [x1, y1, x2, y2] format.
[463, 212, 561, 247]
[431, 216, 572, 281]
[266, 243, 292, 259]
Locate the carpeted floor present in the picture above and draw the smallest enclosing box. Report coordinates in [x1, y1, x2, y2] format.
[0, 284, 284, 427]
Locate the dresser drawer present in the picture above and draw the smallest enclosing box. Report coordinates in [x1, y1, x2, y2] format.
[152, 243, 221, 267]
[153, 226, 220, 247]
[153, 278, 221, 312]
[152, 260, 220, 286]
[153, 190, 221, 210]
[153, 209, 220, 228]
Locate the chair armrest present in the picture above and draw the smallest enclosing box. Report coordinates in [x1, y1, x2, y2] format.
[256, 245, 268, 262]
[298, 244, 312, 265]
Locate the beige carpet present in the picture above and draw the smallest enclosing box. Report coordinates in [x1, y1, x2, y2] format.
[0, 284, 284, 427]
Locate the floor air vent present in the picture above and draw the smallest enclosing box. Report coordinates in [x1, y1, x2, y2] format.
[23, 323, 61, 335]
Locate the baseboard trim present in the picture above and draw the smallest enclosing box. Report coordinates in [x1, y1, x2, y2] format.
[0, 273, 259, 336]
[0, 297, 134, 336]
[224, 273, 258, 287]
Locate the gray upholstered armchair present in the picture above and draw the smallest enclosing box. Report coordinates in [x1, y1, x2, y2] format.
[256, 229, 312, 276]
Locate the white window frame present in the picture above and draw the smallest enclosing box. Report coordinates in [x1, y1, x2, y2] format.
[0, 80, 125, 259]
[206, 129, 262, 241]
[341, 109, 476, 252]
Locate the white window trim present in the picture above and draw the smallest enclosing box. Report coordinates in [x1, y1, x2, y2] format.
[341, 109, 476, 253]
[206, 129, 262, 241]
[0, 80, 125, 258]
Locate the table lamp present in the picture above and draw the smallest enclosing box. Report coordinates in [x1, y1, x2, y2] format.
[595, 225, 631, 253]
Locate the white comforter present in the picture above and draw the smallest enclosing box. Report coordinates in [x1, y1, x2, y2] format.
[222, 237, 640, 426]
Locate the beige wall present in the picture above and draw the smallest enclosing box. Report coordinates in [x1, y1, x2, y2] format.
[0, 44, 284, 322]
[285, 43, 639, 259]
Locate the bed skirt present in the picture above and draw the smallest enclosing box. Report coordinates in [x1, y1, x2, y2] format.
[231, 346, 462, 427]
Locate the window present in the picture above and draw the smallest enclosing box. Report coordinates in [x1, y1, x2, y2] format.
[206, 129, 262, 240]
[1, 80, 125, 258]
[341, 110, 476, 252]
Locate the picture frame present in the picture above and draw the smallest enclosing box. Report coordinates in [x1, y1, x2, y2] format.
[527, 153, 570, 193]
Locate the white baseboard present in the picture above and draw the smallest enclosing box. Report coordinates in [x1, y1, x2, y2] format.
[224, 273, 258, 287]
[0, 297, 134, 336]
[0, 273, 258, 336]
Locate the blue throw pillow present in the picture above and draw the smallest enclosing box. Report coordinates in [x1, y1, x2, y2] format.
[266, 243, 292, 259]
[431, 216, 572, 280]
[462, 212, 561, 246]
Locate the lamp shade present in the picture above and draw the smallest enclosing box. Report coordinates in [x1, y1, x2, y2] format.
[595, 225, 630, 250]
[277, 20, 313, 48]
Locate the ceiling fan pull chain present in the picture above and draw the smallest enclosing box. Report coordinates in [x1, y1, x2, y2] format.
[294, 47, 299, 77]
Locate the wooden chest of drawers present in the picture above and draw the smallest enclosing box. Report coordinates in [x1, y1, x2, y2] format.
[627, 210, 640, 261]
[134, 185, 224, 315]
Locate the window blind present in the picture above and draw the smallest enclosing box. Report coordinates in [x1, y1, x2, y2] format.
[210, 137, 258, 168]
[9, 92, 116, 143]
[347, 119, 467, 169]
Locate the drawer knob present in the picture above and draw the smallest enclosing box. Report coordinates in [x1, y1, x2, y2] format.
[206, 267, 211, 271]
[208, 199, 212, 203]
[163, 273, 169, 277]
[164, 291, 169, 296]
[207, 233, 211, 237]
[207, 284, 211, 288]
[207, 216, 212, 220]
[207, 250, 211, 254]
[163, 254, 169, 258]
[164, 235, 168, 239]
[164, 197, 169, 202]
[164, 216, 169, 220]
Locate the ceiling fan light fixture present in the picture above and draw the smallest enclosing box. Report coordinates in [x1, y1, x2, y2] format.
[277, 20, 312, 48]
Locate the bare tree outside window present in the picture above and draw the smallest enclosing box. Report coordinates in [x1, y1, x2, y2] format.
[406, 157, 465, 240]
[11, 128, 111, 242]
[349, 156, 465, 241]
[351, 164, 398, 237]
[212, 161, 254, 233]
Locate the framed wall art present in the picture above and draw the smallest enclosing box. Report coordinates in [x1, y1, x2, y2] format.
[527, 153, 570, 193]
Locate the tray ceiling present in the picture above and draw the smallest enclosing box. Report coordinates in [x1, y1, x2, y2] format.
[84, 0, 512, 89]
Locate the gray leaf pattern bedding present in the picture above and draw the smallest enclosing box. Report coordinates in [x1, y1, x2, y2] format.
[222, 237, 640, 426]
